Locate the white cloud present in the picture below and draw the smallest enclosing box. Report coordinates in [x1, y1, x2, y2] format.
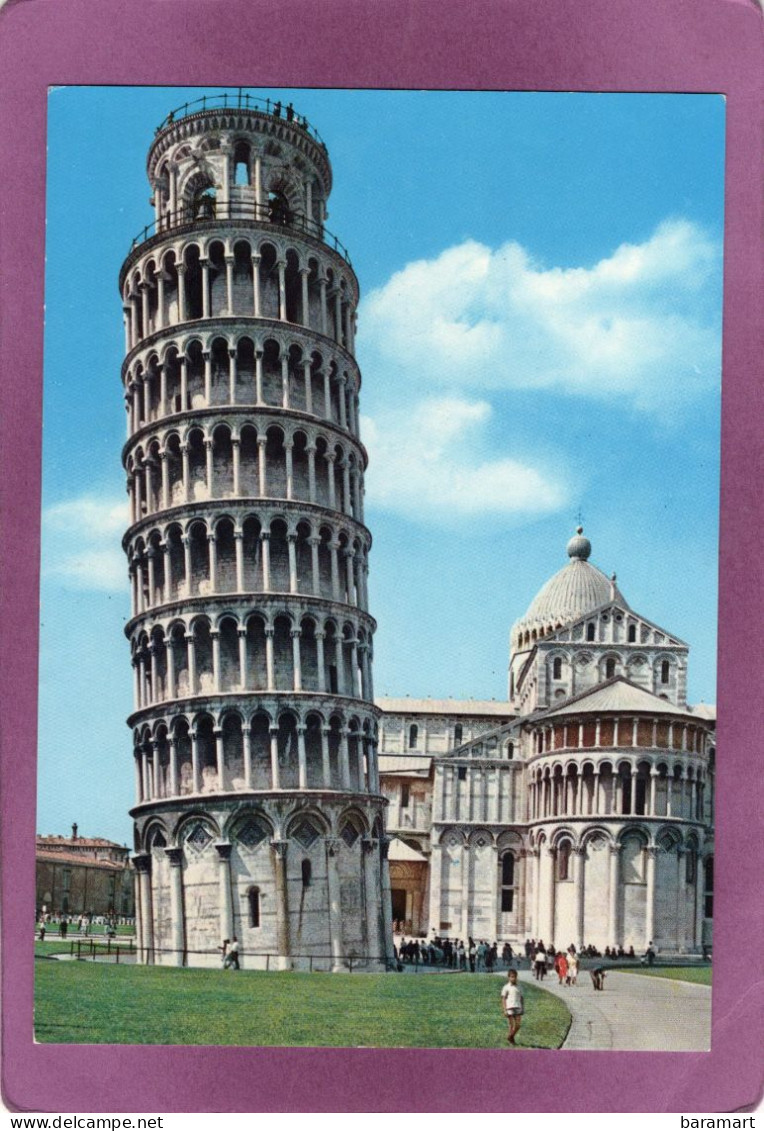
[362, 398, 567, 524]
[43, 495, 129, 592]
[361, 219, 721, 412]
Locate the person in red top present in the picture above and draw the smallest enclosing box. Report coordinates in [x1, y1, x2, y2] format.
[554, 951, 569, 985]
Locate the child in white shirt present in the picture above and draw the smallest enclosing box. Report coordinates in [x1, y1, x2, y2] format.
[500, 969, 524, 1045]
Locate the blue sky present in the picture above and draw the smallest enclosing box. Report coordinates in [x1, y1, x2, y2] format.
[38, 88, 725, 845]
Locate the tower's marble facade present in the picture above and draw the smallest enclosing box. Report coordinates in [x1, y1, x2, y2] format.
[379, 530, 715, 953]
[121, 94, 392, 969]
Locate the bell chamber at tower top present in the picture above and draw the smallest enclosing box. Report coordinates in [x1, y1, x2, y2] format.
[120, 94, 359, 366]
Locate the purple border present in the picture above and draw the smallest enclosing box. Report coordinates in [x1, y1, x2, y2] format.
[1, 0, 762, 1114]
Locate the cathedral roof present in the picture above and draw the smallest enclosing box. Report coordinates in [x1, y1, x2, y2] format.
[513, 527, 628, 638]
[536, 677, 693, 719]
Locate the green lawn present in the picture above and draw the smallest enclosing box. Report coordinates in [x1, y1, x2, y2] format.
[617, 965, 712, 986]
[35, 963, 570, 1048]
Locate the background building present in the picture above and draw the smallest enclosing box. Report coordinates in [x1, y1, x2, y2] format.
[378, 529, 715, 953]
[36, 824, 134, 919]
[122, 94, 391, 969]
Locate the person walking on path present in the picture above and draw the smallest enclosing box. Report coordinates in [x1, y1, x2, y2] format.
[223, 936, 240, 969]
[567, 949, 579, 985]
[534, 945, 547, 980]
[554, 951, 569, 985]
[500, 969, 524, 1045]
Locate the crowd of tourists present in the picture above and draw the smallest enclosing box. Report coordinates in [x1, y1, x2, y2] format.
[396, 935, 518, 971]
[36, 912, 133, 941]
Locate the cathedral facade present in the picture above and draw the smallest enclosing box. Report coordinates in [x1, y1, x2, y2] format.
[378, 528, 715, 953]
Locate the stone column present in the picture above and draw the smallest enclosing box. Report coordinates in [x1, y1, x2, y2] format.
[269, 725, 280, 788]
[238, 627, 247, 690]
[532, 849, 542, 937]
[281, 355, 290, 409]
[252, 255, 261, 318]
[303, 360, 313, 415]
[205, 440, 214, 499]
[241, 725, 252, 790]
[284, 441, 294, 499]
[694, 850, 705, 950]
[329, 539, 340, 601]
[362, 837, 381, 965]
[573, 845, 586, 949]
[234, 530, 244, 591]
[606, 843, 621, 949]
[211, 629, 221, 693]
[306, 446, 317, 503]
[299, 267, 310, 326]
[215, 842, 234, 946]
[133, 854, 153, 964]
[671, 845, 685, 951]
[320, 725, 331, 786]
[544, 846, 556, 943]
[379, 835, 395, 962]
[308, 536, 320, 595]
[165, 847, 185, 966]
[287, 534, 298, 592]
[203, 350, 212, 405]
[178, 355, 188, 412]
[339, 728, 351, 788]
[190, 727, 201, 793]
[231, 438, 241, 495]
[645, 845, 658, 949]
[429, 841, 440, 936]
[264, 626, 275, 690]
[224, 255, 235, 315]
[270, 840, 291, 970]
[315, 630, 327, 692]
[291, 628, 302, 691]
[257, 438, 268, 497]
[186, 632, 196, 695]
[460, 842, 471, 941]
[323, 368, 331, 418]
[200, 258, 210, 319]
[260, 531, 271, 590]
[318, 275, 328, 335]
[325, 837, 344, 971]
[160, 451, 170, 510]
[296, 724, 308, 789]
[276, 260, 287, 321]
[214, 725, 225, 790]
[181, 445, 190, 503]
[254, 349, 264, 404]
[168, 737, 178, 795]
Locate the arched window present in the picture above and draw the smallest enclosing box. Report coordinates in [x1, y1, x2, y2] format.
[686, 847, 697, 884]
[606, 658, 616, 679]
[401, 783, 410, 809]
[507, 742, 514, 760]
[454, 723, 463, 745]
[248, 886, 260, 928]
[501, 853, 515, 912]
[408, 723, 418, 749]
[553, 657, 562, 679]
[233, 141, 250, 187]
[301, 859, 312, 887]
[587, 623, 596, 641]
[556, 841, 572, 881]
[661, 660, 670, 684]
[628, 624, 637, 643]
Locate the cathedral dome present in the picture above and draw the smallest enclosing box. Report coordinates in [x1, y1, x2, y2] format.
[513, 528, 628, 640]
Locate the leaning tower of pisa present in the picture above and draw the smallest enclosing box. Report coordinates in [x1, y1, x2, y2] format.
[119, 92, 392, 970]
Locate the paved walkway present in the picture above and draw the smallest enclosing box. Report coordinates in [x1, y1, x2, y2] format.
[518, 969, 712, 1050]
